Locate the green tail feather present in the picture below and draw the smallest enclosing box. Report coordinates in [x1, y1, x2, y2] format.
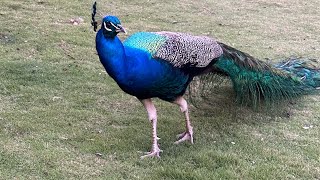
[212, 42, 320, 106]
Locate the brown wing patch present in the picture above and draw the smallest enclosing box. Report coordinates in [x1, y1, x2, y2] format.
[154, 32, 222, 68]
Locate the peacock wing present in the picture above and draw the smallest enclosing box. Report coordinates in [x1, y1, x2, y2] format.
[123, 32, 223, 68]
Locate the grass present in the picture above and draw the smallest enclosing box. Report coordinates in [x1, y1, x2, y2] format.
[0, 0, 320, 179]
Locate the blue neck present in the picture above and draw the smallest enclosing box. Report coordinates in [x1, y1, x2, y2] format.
[96, 30, 126, 80]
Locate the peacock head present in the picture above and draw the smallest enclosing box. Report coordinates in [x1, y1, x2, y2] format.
[101, 16, 126, 38]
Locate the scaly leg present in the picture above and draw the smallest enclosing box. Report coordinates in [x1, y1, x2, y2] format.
[173, 96, 194, 144]
[140, 99, 162, 159]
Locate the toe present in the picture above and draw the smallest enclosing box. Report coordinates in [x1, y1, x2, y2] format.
[140, 147, 162, 159]
[174, 132, 193, 144]
[176, 132, 186, 139]
[140, 151, 161, 159]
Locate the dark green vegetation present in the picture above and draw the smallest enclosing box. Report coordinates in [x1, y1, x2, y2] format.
[0, 0, 319, 179]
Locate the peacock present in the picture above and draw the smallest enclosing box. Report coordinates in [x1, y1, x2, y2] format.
[92, 2, 320, 158]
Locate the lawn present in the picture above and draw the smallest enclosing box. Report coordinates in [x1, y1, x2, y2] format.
[0, 0, 319, 179]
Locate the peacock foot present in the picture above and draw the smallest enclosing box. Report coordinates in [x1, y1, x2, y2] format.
[174, 130, 194, 144]
[140, 145, 162, 159]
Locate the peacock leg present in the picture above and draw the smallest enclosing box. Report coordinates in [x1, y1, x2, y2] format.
[173, 96, 194, 144]
[140, 99, 162, 158]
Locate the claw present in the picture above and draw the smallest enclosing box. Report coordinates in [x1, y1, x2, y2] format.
[176, 132, 186, 139]
[174, 131, 194, 144]
[140, 146, 162, 159]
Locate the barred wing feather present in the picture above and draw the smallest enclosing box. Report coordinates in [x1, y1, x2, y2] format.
[123, 31, 223, 68]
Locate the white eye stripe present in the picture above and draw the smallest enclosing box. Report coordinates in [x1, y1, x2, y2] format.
[103, 22, 112, 31]
[110, 22, 120, 30]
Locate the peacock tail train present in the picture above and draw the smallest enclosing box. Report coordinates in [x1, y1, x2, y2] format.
[206, 42, 320, 106]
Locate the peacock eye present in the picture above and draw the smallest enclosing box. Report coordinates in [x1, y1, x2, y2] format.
[103, 22, 112, 31]
[105, 22, 112, 28]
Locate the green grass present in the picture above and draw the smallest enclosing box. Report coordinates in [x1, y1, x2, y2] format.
[1, 0, 320, 179]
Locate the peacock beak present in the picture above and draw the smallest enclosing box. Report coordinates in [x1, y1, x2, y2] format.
[117, 24, 127, 34]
